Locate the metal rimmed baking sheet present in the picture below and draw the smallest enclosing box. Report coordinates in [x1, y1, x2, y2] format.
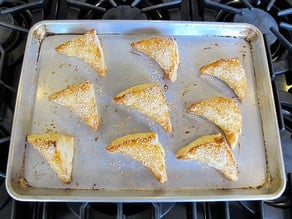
[6, 20, 285, 201]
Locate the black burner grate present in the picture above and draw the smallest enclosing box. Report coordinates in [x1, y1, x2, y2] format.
[64, 0, 182, 20]
[2, 199, 285, 218]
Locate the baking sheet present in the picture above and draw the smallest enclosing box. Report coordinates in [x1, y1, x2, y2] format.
[6, 20, 285, 201]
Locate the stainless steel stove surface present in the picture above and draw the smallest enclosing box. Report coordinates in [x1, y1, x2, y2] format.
[0, 0, 292, 218]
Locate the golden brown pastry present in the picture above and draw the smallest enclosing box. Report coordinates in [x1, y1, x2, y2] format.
[176, 133, 238, 181]
[106, 132, 167, 183]
[27, 133, 74, 184]
[49, 81, 100, 130]
[199, 57, 247, 101]
[131, 37, 180, 82]
[55, 29, 106, 76]
[113, 82, 172, 133]
[187, 96, 242, 149]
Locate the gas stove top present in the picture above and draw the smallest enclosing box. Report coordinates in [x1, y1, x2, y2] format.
[0, 0, 292, 218]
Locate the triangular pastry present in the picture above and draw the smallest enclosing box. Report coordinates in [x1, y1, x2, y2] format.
[176, 133, 238, 181]
[187, 96, 242, 149]
[49, 81, 100, 130]
[113, 82, 173, 133]
[199, 57, 247, 101]
[106, 132, 167, 183]
[55, 29, 106, 76]
[27, 133, 74, 184]
[131, 37, 180, 82]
